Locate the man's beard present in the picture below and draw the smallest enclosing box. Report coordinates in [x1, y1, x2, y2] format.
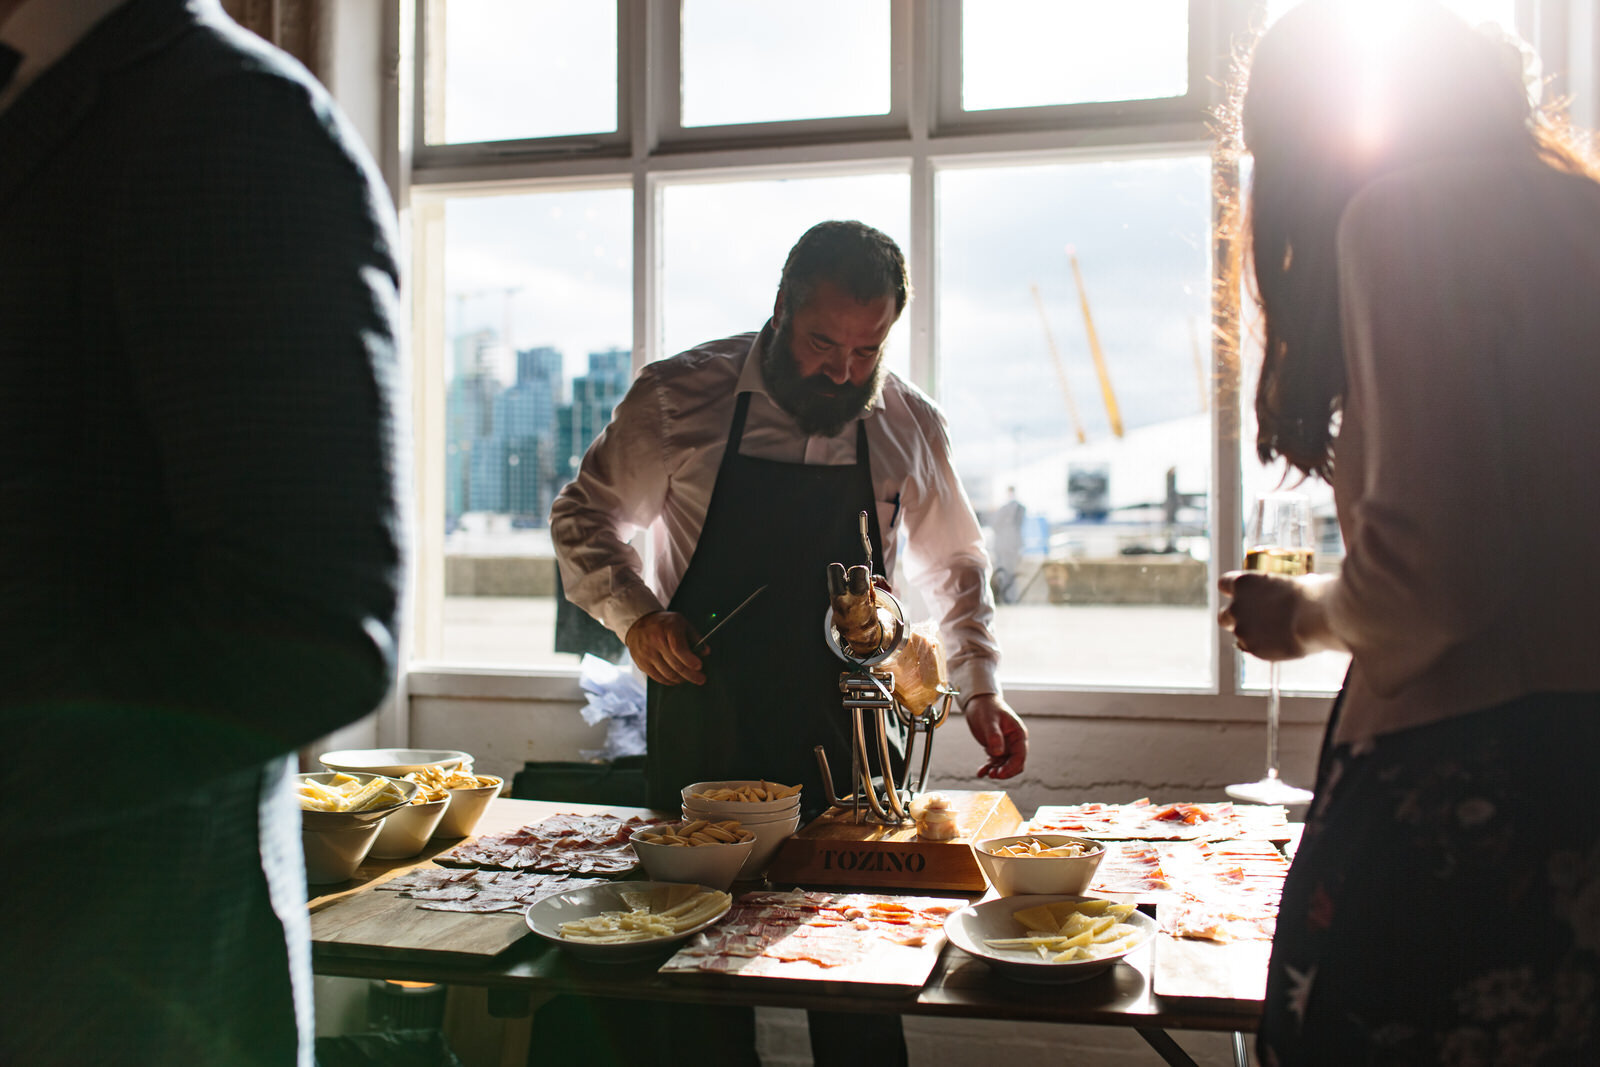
[761, 315, 886, 438]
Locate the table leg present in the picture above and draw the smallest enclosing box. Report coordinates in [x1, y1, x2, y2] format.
[1133, 1027, 1201, 1067]
[1231, 1030, 1251, 1067]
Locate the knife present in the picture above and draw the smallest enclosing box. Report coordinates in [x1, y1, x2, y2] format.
[696, 584, 768, 653]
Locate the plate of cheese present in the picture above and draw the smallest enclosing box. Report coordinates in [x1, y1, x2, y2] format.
[944, 894, 1155, 984]
[525, 881, 733, 963]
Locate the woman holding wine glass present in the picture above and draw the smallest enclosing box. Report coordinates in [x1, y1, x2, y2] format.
[1218, 3, 1600, 1063]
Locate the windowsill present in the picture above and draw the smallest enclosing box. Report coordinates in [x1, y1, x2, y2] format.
[404, 664, 1337, 724]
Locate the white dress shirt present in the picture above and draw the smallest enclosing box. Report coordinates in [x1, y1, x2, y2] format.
[551, 325, 1003, 704]
[1324, 158, 1600, 745]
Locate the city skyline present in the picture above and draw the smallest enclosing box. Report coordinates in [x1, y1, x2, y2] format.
[445, 329, 627, 527]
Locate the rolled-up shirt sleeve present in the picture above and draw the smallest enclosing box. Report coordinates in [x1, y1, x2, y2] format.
[1322, 175, 1513, 696]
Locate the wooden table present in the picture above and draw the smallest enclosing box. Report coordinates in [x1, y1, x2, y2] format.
[309, 799, 1264, 1067]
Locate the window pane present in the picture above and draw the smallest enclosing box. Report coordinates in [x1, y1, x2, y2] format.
[1237, 305, 1352, 696]
[938, 156, 1213, 688]
[659, 173, 910, 382]
[680, 0, 891, 127]
[962, 0, 1188, 111]
[440, 188, 632, 666]
[428, 0, 617, 145]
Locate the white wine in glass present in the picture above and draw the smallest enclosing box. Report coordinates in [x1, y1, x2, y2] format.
[1227, 491, 1316, 807]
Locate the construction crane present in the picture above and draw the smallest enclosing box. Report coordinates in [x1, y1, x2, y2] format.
[1029, 282, 1087, 445]
[1066, 248, 1124, 439]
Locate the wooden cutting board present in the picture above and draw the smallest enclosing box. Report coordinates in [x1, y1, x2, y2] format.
[766, 790, 1021, 891]
[311, 876, 532, 963]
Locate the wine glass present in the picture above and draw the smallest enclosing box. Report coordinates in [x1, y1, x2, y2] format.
[1226, 491, 1316, 807]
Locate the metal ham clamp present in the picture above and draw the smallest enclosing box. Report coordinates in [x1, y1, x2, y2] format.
[816, 511, 955, 824]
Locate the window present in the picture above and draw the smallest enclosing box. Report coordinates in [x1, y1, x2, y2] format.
[678, 0, 892, 128]
[411, 185, 631, 667]
[961, 1, 1190, 111]
[423, 0, 619, 146]
[406, 0, 1565, 720]
[937, 154, 1214, 687]
[659, 172, 911, 377]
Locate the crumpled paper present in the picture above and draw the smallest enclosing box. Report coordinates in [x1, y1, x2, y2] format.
[577, 653, 647, 761]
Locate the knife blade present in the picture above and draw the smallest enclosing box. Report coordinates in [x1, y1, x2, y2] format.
[696, 584, 768, 652]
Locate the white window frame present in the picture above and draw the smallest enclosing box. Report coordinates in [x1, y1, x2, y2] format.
[397, 0, 1575, 732]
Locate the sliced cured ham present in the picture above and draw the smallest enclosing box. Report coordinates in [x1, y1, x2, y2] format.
[374, 869, 608, 913]
[431, 813, 669, 874]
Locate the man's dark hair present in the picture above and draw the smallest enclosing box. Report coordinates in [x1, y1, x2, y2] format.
[777, 220, 909, 316]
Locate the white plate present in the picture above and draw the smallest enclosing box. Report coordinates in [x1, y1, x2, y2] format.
[525, 881, 732, 963]
[317, 748, 470, 776]
[943, 895, 1155, 984]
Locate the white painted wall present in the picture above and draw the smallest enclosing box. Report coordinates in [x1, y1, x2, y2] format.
[406, 683, 1327, 814]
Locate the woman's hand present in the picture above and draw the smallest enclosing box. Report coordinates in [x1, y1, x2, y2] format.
[1218, 571, 1340, 661]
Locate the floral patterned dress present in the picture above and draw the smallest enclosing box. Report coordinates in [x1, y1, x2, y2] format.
[1259, 690, 1600, 1066]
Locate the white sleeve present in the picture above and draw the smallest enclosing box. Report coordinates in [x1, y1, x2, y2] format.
[896, 403, 1003, 704]
[1322, 178, 1514, 696]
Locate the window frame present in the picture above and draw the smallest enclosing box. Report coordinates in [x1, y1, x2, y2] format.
[397, 0, 1569, 729]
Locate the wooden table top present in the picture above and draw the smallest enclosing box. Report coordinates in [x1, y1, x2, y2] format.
[308, 797, 1265, 1034]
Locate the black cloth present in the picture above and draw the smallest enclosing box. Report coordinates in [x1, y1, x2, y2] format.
[0, 42, 20, 91]
[645, 391, 899, 817]
[1259, 689, 1600, 1066]
[0, 0, 403, 1062]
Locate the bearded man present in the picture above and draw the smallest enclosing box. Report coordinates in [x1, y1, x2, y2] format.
[553, 218, 1025, 806]
[549, 218, 1026, 1066]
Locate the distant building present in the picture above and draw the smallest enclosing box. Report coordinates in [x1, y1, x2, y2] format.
[559, 346, 629, 484]
[445, 329, 502, 520]
[445, 336, 629, 529]
[494, 345, 563, 521]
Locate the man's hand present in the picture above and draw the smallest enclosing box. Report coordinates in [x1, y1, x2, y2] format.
[1218, 571, 1340, 661]
[964, 693, 1027, 779]
[625, 611, 706, 686]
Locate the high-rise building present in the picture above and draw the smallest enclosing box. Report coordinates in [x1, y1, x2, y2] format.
[559, 346, 630, 484]
[494, 345, 564, 521]
[445, 328, 503, 522]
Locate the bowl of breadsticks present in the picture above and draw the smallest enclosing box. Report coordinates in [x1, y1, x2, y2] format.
[408, 763, 503, 840]
[295, 771, 418, 884]
[630, 819, 757, 891]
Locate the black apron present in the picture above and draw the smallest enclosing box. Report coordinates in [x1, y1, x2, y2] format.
[645, 391, 902, 816]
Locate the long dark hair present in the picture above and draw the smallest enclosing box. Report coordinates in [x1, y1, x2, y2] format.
[1219, 1, 1595, 479]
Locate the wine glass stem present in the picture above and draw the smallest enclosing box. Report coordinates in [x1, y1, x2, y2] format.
[1265, 661, 1282, 782]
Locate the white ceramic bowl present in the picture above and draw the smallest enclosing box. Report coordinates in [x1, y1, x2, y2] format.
[943, 895, 1155, 984]
[971, 834, 1106, 897]
[680, 804, 798, 826]
[297, 772, 417, 831]
[369, 793, 452, 859]
[630, 825, 756, 891]
[431, 775, 503, 839]
[680, 780, 802, 819]
[317, 748, 470, 776]
[525, 881, 732, 963]
[301, 821, 384, 885]
[735, 809, 801, 880]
